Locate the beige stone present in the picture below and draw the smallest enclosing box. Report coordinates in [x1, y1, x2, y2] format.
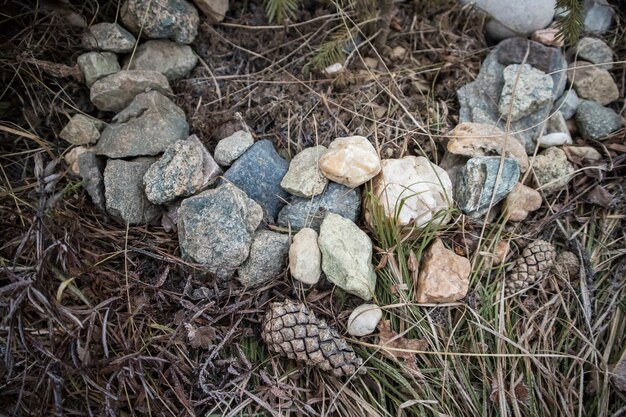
[565, 146, 602, 162]
[289, 228, 321, 285]
[319, 136, 381, 187]
[280, 146, 328, 197]
[347, 304, 383, 336]
[415, 239, 471, 303]
[64, 146, 90, 175]
[567, 61, 619, 105]
[446, 123, 529, 172]
[531, 28, 564, 47]
[503, 183, 542, 221]
[532, 147, 575, 194]
[191, 0, 228, 22]
[363, 57, 378, 70]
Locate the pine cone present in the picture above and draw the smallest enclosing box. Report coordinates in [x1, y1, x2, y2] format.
[261, 300, 366, 377]
[506, 240, 556, 295]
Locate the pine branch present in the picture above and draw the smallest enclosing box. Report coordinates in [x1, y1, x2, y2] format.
[554, 0, 584, 45]
[264, 0, 299, 23]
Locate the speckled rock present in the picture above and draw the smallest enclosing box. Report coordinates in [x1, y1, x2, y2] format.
[78, 151, 106, 212]
[214, 130, 254, 166]
[280, 146, 328, 197]
[77, 52, 120, 87]
[289, 228, 321, 285]
[415, 239, 471, 303]
[90, 70, 172, 112]
[237, 230, 290, 286]
[575, 100, 623, 141]
[82, 23, 136, 53]
[570, 37, 613, 70]
[120, 0, 199, 44]
[567, 61, 619, 105]
[59, 114, 106, 146]
[499, 64, 553, 122]
[532, 147, 575, 194]
[125, 40, 198, 81]
[319, 136, 381, 187]
[347, 304, 383, 336]
[503, 183, 542, 221]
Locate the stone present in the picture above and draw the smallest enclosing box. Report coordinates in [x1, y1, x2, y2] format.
[363, 57, 378, 69]
[347, 304, 383, 336]
[532, 147, 575, 194]
[498, 64, 553, 122]
[553, 89, 579, 120]
[539, 133, 572, 148]
[77, 52, 120, 87]
[59, 114, 106, 146]
[77, 151, 106, 212]
[531, 28, 563, 47]
[96, 91, 188, 158]
[64, 146, 89, 175]
[456, 157, 520, 217]
[567, 61, 619, 105]
[223, 140, 289, 222]
[503, 183, 542, 221]
[565, 146, 602, 162]
[583, 0, 614, 35]
[575, 100, 623, 141]
[369, 156, 453, 228]
[280, 146, 328, 197]
[120, 0, 199, 44]
[237, 230, 289, 286]
[323, 63, 344, 77]
[90, 70, 172, 112]
[446, 123, 529, 172]
[104, 157, 160, 224]
[319, 136, 381, 187]
[570, 37, 613, 70]
[214, 130, 254, 166]
[143, 135, 221, 204]
[177, 182, 263, 279]
[547, 109, 570, 135]
[82, 23, 136, 53]
[389, 46, 407, 60]
[415, 239, 471, 303]
[192, 0, 228, 21]
[125, 40, 198, 81]
[319, 214, 376, 300]
[278, 182, 361, 232]
[289, 228, 321, 285]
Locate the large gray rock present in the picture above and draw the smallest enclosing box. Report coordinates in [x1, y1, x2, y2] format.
[532, 147, 574, 194]
[104, 157, 160, 224]
[583, 0, 614, 34]
[90, 70, 172, 112]
[82, 23, 136, 53]
[277, 182, 361, 232]
[77, 52, 120, 87]
[319, 213, 376, 300]
[280, 146, 328, 197]
[143, 135, 221, 204]
[178, 182, 263, 279]
[59, 114, 106, 146]
[125, 40, 198, 81]
[575, 100, 623, 141]
[456, 156, 520, 217]
[78, 151, 106, 212]
[223, 140, 289, 222]
[121, 0, 199, 44]
[570, 37, 613, 70]
[237, 230, 289, 286]
[214, 130, 254, 166]
[96, 91, 189, 158]
[498, 64, 553, 122]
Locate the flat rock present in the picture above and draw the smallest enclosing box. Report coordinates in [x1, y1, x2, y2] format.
[223, 140, 289, 222]
[347, 304, 383, 336]
[90, 70, 172, 112]
[125, 40, 198, 81]
[96, 91, 188, 158]
[503, 183, 542, 221]
[570, 37, 613, 70]
[319, 136, 381, 187]
[82, 23, 136, 53]
[531, 28, 563, 47]
[553, 89, 579, 120]
[178, 182, 263, 279]
[289, 228, 321, 285]
[415, 239, 471, 303]
[583, 0, 614, 34]
[277, 182, 361, 232]
[77, 52, 120, 87]
[59, 114, 106, 146]
[214, 130, 254, 166]
[78, 151, 106, 212]
[120, 0, 199, 44]
[143, 135, 221, 204]
[532, 147, 575, 194]
[575, 100, 623, 140]
[567, 61, 619, 105]
[191, 0, 229, 21]
[456, 156, 520, 217]
[104, 157, 160, 224]
[280, 146, 328, 197]
[369, 156, 453, 227]
[318, 213, 376, 300]
[237, 230, 289, 286]
[499, 64, 553, 122]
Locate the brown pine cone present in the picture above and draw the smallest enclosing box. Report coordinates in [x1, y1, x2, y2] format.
[261, 300, 366, 377]
[505, 239, 556, 295]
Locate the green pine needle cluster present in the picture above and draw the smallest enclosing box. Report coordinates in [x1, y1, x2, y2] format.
[555, 0, 585, 45]
[264, 0, 298, 23]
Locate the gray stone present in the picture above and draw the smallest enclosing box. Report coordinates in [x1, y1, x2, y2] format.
[125, 40, 198, 81]
[192, 0, 229, 21]
[59, 114, 106, 146]
[553, 89, 579, 120]
[575, 100, 623, 140]
[583, 0, 614, 35]
[567, 61, 619, 105]
[143, 135, 221, 204]
[96, 91, 189, 158]
[78, 151, 106, 212]
[532, 147, 574, 194]
[104, 157, 160, 224]
[237, 230, 289, 286]
[456, 156, 520, 217]
[546, 111, 570, 136]
[318, 213, 376, 301]
[223, 140, 289, 222]
[77, 52, 120, 87]
[90, 70, 172, 113]
[280, 146, 328, 197]
[82, 23, 136, 53]
[570, 37, 613, 70]
[499, 64, 553, 122]
[277, 182, 361, 232]
[214, 130, 254, 166]
[178, 182, 263, 279]
[121, 0, 199, 44]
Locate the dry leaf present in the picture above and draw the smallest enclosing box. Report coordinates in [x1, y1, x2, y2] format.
[185, 323, 216, 348]
[377, 320, 427, 377]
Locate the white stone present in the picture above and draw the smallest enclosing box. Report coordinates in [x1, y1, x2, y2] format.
[323, 63, 343, 77]
[214, 130, 254, 166]
[539, 132, 573, 148]
[319, 136, 381, 188]
[280, 146, 328, 197]
[347, 304, 383, 336]
[289, 228, 321, 285]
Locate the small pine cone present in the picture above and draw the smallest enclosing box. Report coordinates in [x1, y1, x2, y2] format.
[262, 300, 365, 377]
[505, 240, 556, 295]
